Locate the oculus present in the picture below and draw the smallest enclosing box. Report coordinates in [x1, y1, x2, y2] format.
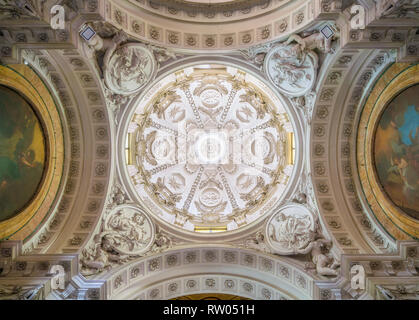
[126, 64, 295, 233]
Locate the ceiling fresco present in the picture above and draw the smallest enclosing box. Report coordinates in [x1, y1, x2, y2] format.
[0, 85, 46, 222]
[374, 83, 419, 221]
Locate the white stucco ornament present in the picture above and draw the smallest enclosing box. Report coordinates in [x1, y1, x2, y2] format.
[104, 43, 157, 95]
[264, 42, 318, 97]
[266, 204, 316, 255]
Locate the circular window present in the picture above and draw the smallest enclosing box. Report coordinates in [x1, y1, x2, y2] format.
[125, 64, 295, 233]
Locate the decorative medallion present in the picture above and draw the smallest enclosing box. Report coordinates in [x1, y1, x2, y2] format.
[357, 63, 419, 239]
[0, 85, 46, 222]
[266, 204, 316, 255]
[374, 84, 419, 219]
[104, 43, 157, 95]
[264, 43, 317, 97]
[102, 204, 155, 255]
[126, 64, 295, 233]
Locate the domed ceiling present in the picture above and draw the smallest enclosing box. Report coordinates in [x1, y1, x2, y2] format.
[125, 64, 295, 233]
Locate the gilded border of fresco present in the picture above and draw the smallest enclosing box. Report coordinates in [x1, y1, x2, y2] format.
[357, 63, 419, 240]
[0, 65, 64, 240]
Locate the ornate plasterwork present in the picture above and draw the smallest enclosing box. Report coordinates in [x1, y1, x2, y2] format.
[19, 49, 112, 255]
[103, 0, 323, 50]
[264, 42, 317, 97]
[131, 0, 278, 19]
[123, 0, 292, 24]
[376, 284, 419, 300]
[315, 241, 419, 300]
[103, 43, 157, 95]
[0, 283, 44, 300]
[264, 202, 340, 277]
[80, 205, 155, 275]
[0, 0, 40, 20]
[375, 0, 419, 20]
[310, 48, 397, 255]
[263, 29, 337, 97]
[125, 64, 294, 232]
[101, 246, 316, 300]
[134, 274, 291, 300]
[0, 240, 105, 300]
[101, 205, 155, 255]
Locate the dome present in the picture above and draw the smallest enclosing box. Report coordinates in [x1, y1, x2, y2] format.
[125, 63, 295, 233]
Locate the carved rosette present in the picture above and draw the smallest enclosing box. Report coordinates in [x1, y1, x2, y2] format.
[102, 205, 155, 255]
[264, 44, 317, 97]
[104, 43, 157, 95]
[265, 204, 316, 255]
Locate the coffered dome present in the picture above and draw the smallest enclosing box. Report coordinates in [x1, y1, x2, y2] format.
[124, 64, 295, 233]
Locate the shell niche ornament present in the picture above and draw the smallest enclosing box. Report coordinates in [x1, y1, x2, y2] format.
[265, 204, 317, 255]
[104, 43, 157, 96]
